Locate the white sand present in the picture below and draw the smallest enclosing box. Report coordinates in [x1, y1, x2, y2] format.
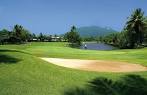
[41, 58, 147, 72]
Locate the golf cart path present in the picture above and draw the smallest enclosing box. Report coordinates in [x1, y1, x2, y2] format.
[41, 58, 147, 72]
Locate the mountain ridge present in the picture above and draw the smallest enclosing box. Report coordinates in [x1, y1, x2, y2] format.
[77, 26, 117, 37]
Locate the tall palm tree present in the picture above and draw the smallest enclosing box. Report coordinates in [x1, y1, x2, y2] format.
[126, 8, 146, 48]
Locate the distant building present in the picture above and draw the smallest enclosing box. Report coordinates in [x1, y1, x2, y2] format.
[29, 35, 64, 42]
[32, 38, 38, 41]
[51, 36, 63, 42]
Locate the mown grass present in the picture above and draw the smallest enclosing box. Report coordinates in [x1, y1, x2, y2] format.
[1, 42, 147, 65]
[0, 42, 147, 95]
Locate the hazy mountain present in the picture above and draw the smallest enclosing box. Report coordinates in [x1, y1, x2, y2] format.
[77, 26, 117, 37]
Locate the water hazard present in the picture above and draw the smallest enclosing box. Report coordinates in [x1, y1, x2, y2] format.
[80, 42, 116, 50]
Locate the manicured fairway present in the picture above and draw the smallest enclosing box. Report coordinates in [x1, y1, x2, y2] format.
[0, 42, 147, 95]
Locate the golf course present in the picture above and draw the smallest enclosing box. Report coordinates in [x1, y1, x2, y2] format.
[0, 42, 147, 95]
[1, 0, 147, 95]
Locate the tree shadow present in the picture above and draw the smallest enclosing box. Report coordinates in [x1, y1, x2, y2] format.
[64, 75, 147, 95]
[0, 49, 23, 64]
[0, 49, 31, 55]
[0, 54, 21, 64]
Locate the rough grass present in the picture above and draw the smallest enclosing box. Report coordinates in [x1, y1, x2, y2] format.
[0, 42, 147, 95]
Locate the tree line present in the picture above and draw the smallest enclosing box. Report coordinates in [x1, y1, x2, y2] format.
[0, 25, 31, 44]
[1, 8, 147, 49]
[0, 25, 64, 45]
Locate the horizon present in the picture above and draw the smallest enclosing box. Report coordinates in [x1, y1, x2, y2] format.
[0, 0, 147, 34]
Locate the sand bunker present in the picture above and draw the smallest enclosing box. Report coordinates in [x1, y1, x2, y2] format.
[41, 58, 147, 72]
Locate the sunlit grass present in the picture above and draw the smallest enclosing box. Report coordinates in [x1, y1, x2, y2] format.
[0, 42, 147, 95]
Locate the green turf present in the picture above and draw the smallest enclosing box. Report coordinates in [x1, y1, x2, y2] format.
[0, 42, 147, 95]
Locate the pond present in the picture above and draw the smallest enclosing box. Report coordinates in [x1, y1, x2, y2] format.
[80, 42, 116, 50]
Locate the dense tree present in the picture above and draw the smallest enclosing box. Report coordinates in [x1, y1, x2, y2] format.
[0, 29, 10, 44]
[21, 29, 31, 42]
[12, 24, 23, 42]
[0, 24, 32, 44]
[144, 17, 147, 43]
[38, 33, 45, 42]
[103, 33, 119, 45]
[125, 8, 147, 48]
[32, 33, 37, 38]
[11, 24, 31, 43]
[65, 26, 81, 46]
[118, 30, 129, 48]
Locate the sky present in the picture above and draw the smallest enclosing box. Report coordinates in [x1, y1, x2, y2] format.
[0, 0, 147, 34]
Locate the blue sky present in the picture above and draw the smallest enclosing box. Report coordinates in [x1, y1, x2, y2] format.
[0, 0, 147, 34]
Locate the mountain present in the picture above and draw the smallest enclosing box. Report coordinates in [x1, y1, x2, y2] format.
[77, 26, 117, 37]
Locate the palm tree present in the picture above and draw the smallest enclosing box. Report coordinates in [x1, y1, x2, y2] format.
[126, 8, 147, 48]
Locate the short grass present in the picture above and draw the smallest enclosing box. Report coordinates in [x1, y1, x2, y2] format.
[0, 42, 147, 95]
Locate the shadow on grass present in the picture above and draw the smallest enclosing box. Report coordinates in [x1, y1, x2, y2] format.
[0, 54, 21, 64]
[64, 75, 147, 95]
[0, 50, 23, 64]
[0, 49, 31, 55]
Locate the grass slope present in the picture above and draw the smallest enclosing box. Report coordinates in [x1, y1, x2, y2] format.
[0, 42, 147, 95]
